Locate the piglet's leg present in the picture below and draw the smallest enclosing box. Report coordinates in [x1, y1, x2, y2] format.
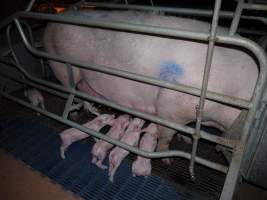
[59, 114, 115, 159]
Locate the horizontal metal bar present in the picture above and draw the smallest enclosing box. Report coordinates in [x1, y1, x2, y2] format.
[243, 3, 267, 11]
[0, 58, 237, 148]
[80, 2, 267, 25]
[0, 90, 228, 173]
[12, 14, 251, 109]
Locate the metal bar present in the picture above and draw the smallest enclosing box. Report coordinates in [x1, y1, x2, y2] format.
[229, 0, 244, 36]
[80, 2, 267, 25]
[11, 16, 251, 109]
[62, 94, 75, 119]
[220, 144, 244, 200]
[189, 0, 222, 181]
[6, 21, 34, 65]
[6, 24, 21, 66]
[8, 16, 267, 144]
[0, 71, 71, 100]
[0, 90, 228, 173]
[9, 17, 267, 145]
[25, 0, 36, 12]
[66, 63, 75, 87]
[0, 57, 237, 148]
[150, 0, 154, 6]
[243, 3, 267, 11]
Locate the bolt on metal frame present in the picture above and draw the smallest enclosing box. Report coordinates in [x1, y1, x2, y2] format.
[0, 0, 266, 199]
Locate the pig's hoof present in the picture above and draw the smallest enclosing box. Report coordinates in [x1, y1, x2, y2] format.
[109, 176, 114, 183]
[97, 163, 108, 170]
[60, 146, 67, 159]
[92, 157, 97, 164]
[162, 158, 173, 165]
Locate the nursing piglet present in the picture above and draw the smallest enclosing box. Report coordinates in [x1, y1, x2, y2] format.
[59, 114, 115, 159]
[91, 114, 130, 169]
[108, 118, 145, 182]
[132, 123, 158, 177]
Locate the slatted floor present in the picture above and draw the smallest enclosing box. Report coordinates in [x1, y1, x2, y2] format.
[0, 117, 202, 200]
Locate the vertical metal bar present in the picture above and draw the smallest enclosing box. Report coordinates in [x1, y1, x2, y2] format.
[62, 63, 75, 118]
[189, 0, 222, 181]
[229, 0, 244, 36]
[124, 0, 129, 5]
[150, 0, 154, 6]
[25, 0, 36, 12]
[66, 63, 75, 88]
[6, 24, 21, 65]
[220, 143, 244, 200]
[62, 94, 75, 119]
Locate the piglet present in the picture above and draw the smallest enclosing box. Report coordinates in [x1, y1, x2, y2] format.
[108, 118, 145, 182]
[132, 123, 158, 177]
[59, 114, 115, 159]
[91, 114, 130, 169]
[24, 88, 45, 110]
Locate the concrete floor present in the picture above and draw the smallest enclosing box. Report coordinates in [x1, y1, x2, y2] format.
[0, 150, 81, 200]
[236, 182, 267, 200]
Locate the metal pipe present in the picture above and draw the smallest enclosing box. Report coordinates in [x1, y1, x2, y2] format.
[229, 0, 244, 36]
[6, 24, 21, 66]
[0, 90, 228, 173]
[243, 3, 267, 11]
[79, 2, 267, 25]
[25, 0, 36, 12]
[62, 94, 75, 119]
[9, 16, 267, 146]
[220, 143, 244, 200]
[66, 63, 75, 88]
[10, 15, 251, 109]
[189, 0, 222, 181]
[0, 57, 237, 148]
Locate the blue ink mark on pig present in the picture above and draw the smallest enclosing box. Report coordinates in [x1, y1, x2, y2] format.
[159, 61, 183, 83]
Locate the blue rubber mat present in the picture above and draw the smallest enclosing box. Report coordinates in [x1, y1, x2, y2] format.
[0, 117, 195, 200]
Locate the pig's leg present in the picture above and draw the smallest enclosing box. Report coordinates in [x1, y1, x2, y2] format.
[91, 141, 109, 170]
[47, 60, 81, 87]
[59, 114, 115, 159]
[108, 148, 128, 182]
[91, 115, 130, 170]
[60, 127, 91, 159]
[108, 120, 144, 182]
[77, 79, 103, 115]
[156, 126, 176, 165]
[156, 90, 196, 165]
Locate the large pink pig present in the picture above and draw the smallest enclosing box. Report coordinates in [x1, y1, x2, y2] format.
[91, 114, 130, 169]
[44, 10, 258, 163]
[59, 114, 115, 159]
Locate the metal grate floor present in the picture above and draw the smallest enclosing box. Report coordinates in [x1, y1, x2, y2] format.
[0, 117, 202, 200]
